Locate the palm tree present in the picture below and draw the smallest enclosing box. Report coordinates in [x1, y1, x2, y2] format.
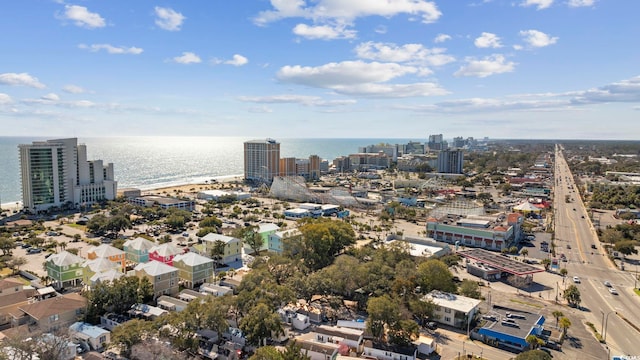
[525, 335, 543, 350]
[559, 317, 571, 336]
[552, 310, 564, 328]
[541, 258, 551, 271]
[521, 248, 528, 259]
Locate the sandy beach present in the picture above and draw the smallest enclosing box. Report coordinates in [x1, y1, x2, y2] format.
[138, 175, 246, 197]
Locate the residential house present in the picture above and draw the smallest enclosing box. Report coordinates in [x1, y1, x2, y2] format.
[89, 269, 124, 288]
[423, 291, 481, 329]
[312, 324, 364, 353]
[199, 283, 233, 297]
[268, 229, 300, 254]
[295, 332, 340, 360]
[201, 233, 242, 265]
[134, 261, 179, 298]
[86, 244, 126, 270]
[45, 250, 85, 289]
[172, 252, 214, 289]
[156, 295, 189, 312]
[123, 237, 156, 264]
[243, 223, 279, 254]
[148, 243, 183, 266]
[0, 278, 37, 328]
[69, 321, 111, 352]
[13, 293, 86, 332]
[82, 257, 121, 286]
[362, 340, 417, 360]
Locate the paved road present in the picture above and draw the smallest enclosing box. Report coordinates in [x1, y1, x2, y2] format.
[554, 145, 640, 357]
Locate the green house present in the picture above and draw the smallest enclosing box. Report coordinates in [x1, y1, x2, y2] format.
[45, 251, 85, 289]
[172, 252, 214, 289]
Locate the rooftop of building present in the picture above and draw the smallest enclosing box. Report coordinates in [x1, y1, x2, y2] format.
[423, 291, 482, 314]
[478, 305, 544, 342]
[134, 260, 178, 276]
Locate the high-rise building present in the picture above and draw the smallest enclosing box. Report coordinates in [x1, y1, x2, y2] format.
[244, 139, 280, 184]
[437, 149, 464, 174]
[428, 134, 445, 151]
[19, 138, 117, 212]
[279, 157, 297, 177]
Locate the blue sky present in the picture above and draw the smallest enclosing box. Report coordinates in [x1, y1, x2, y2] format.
[0, 0, 638, 139]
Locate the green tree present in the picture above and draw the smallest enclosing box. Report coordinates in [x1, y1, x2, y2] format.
[559, 316, 571, 336]
[521, 248, 529, 259]
[563, 285, 581, 307]
[388, 319, 420, 347]
[106, 214, 132, 234]
[458, 279, 481, 299]
[287, 218, 356, 271]
[239, 303, 284, 347]
[366, 295, 401, 341]
[235, 225, 263, 256]
[251, 346, 284, 360]
[84, 277, 154, 323]
[559, 268, 568, 278]
[200, 216, 223, 229]
[514, 349, 552, 360]
[416, 259, 456, 293]
[86, 214, 109, 235]
[208, 239, 227, 271]
[615, 240, 639, 256]
[525, 335, 543, 350]
[6, 256, 27, 275]
[111, 319, 155, 358]
[551, 310, 563, 328]
[0, 236, 15, 256]
[541, 258, 551, 270]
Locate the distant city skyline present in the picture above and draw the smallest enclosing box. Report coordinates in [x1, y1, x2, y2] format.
[1, 1, 639, 139]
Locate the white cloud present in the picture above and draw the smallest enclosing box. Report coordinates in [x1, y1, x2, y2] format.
[374, 25, 387, 34]
[238, 94, 356, 106]
[571, 76, 640, 104]
[254, 0, 442, 25]
[60, 5, 106, 28]
[0, 73, 46, 88]
[248, 106, 274, 113]
[154, 7, 186, 31]
[434, 33, 451, 43]
[354, 42, 455, 66]
[226, 54, 249, 66]
[568, 0, 595, 7]
[0, 93, 12, 105]
[172, 52, 201, 64]
[519, 30, 558, 48]
[293, 23, 357, 40]
[513, 44, 524, 50]
[521, 0, 554, 9]
[63, 85, 87, 94]
[277, 60, 447, 97]
[212, 54, 249, 66]
[41, 93, 60, 102]
[454, 55, 516, 78]
[78, 44, 143, 55]
[474, 32, 502, 48]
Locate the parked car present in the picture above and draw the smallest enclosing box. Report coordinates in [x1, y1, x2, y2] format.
[21, 243, 32, 249]
[572, 276, 581, 283]
[591, 244, 597, 249]
[425, 321, 438, 330]
[27, 248, 42, 254]
[545, 340, 561, 350]
[604, 281, 612, 287]
[609, 288, 618, 295]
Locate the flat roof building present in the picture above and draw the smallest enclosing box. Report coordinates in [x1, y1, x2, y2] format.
[244, 139, 280, 184]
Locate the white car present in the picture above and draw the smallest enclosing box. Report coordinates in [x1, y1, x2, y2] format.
[609, 288, 618, 295]
[572, 276, 581, 283]
[604, 281, 612, 287]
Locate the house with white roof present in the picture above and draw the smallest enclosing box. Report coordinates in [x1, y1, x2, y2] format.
[89, 268, 124, 287]
[172, 252, 214, 289]
[45, 250, 85, 289]
[134, 261, 179, 298]
[69, 321, 110, 352]
[123, 237, 156, 263]
[86, 244, 126, 270]
[268, 228, 300, 254]
[423, 290, 482, 329]
[244, 223, 279, 254]
[82, 257, 121, 286]
[149, 242, 183, 266]
[201, 233, 242, 264]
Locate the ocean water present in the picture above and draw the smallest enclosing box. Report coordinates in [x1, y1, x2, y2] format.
[0, 136, 415, 204]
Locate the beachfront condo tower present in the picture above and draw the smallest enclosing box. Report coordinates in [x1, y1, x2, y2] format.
[244, 138, 280, 184]
[18, 138, 117, 213]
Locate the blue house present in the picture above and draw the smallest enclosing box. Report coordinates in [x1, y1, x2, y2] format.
[476, 306, 545, 352]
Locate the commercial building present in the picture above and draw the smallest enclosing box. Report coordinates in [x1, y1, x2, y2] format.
[18, 138, 117, 212]
[437, 149, 464, 174]
[128, 195, 195, 211]
[428, 134, 445, 151]
[244, 138, 280, 184]
[423, 291, 482, 329]
[476, 306, 545, 352]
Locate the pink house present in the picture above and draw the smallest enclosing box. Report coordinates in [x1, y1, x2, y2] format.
[148, 243, 183, 266]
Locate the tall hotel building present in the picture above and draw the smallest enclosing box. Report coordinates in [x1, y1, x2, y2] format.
[19, 138, 117, 212]
[437, 149, 464, 174]
[244, 139, 280, 184]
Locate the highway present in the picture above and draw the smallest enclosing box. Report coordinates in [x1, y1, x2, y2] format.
[553, 145, 639, 357]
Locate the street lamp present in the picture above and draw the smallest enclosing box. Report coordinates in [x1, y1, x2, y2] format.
[600, 310, 616, 342]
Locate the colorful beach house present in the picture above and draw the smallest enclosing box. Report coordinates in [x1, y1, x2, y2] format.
[86, 244, 126, 270]
[243, 223, 279, 254]
[123, 237, 156, 264]
[149, 243, 183, 266]
[134, 261, 179, 298]
[82, 257, 121, 287]
[268, 229, 301, 254]
[201, 233, 242, 265]
[172, 252, 215, 289]
[89, 269, 124, 289]
[45, 250, 85, 289]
